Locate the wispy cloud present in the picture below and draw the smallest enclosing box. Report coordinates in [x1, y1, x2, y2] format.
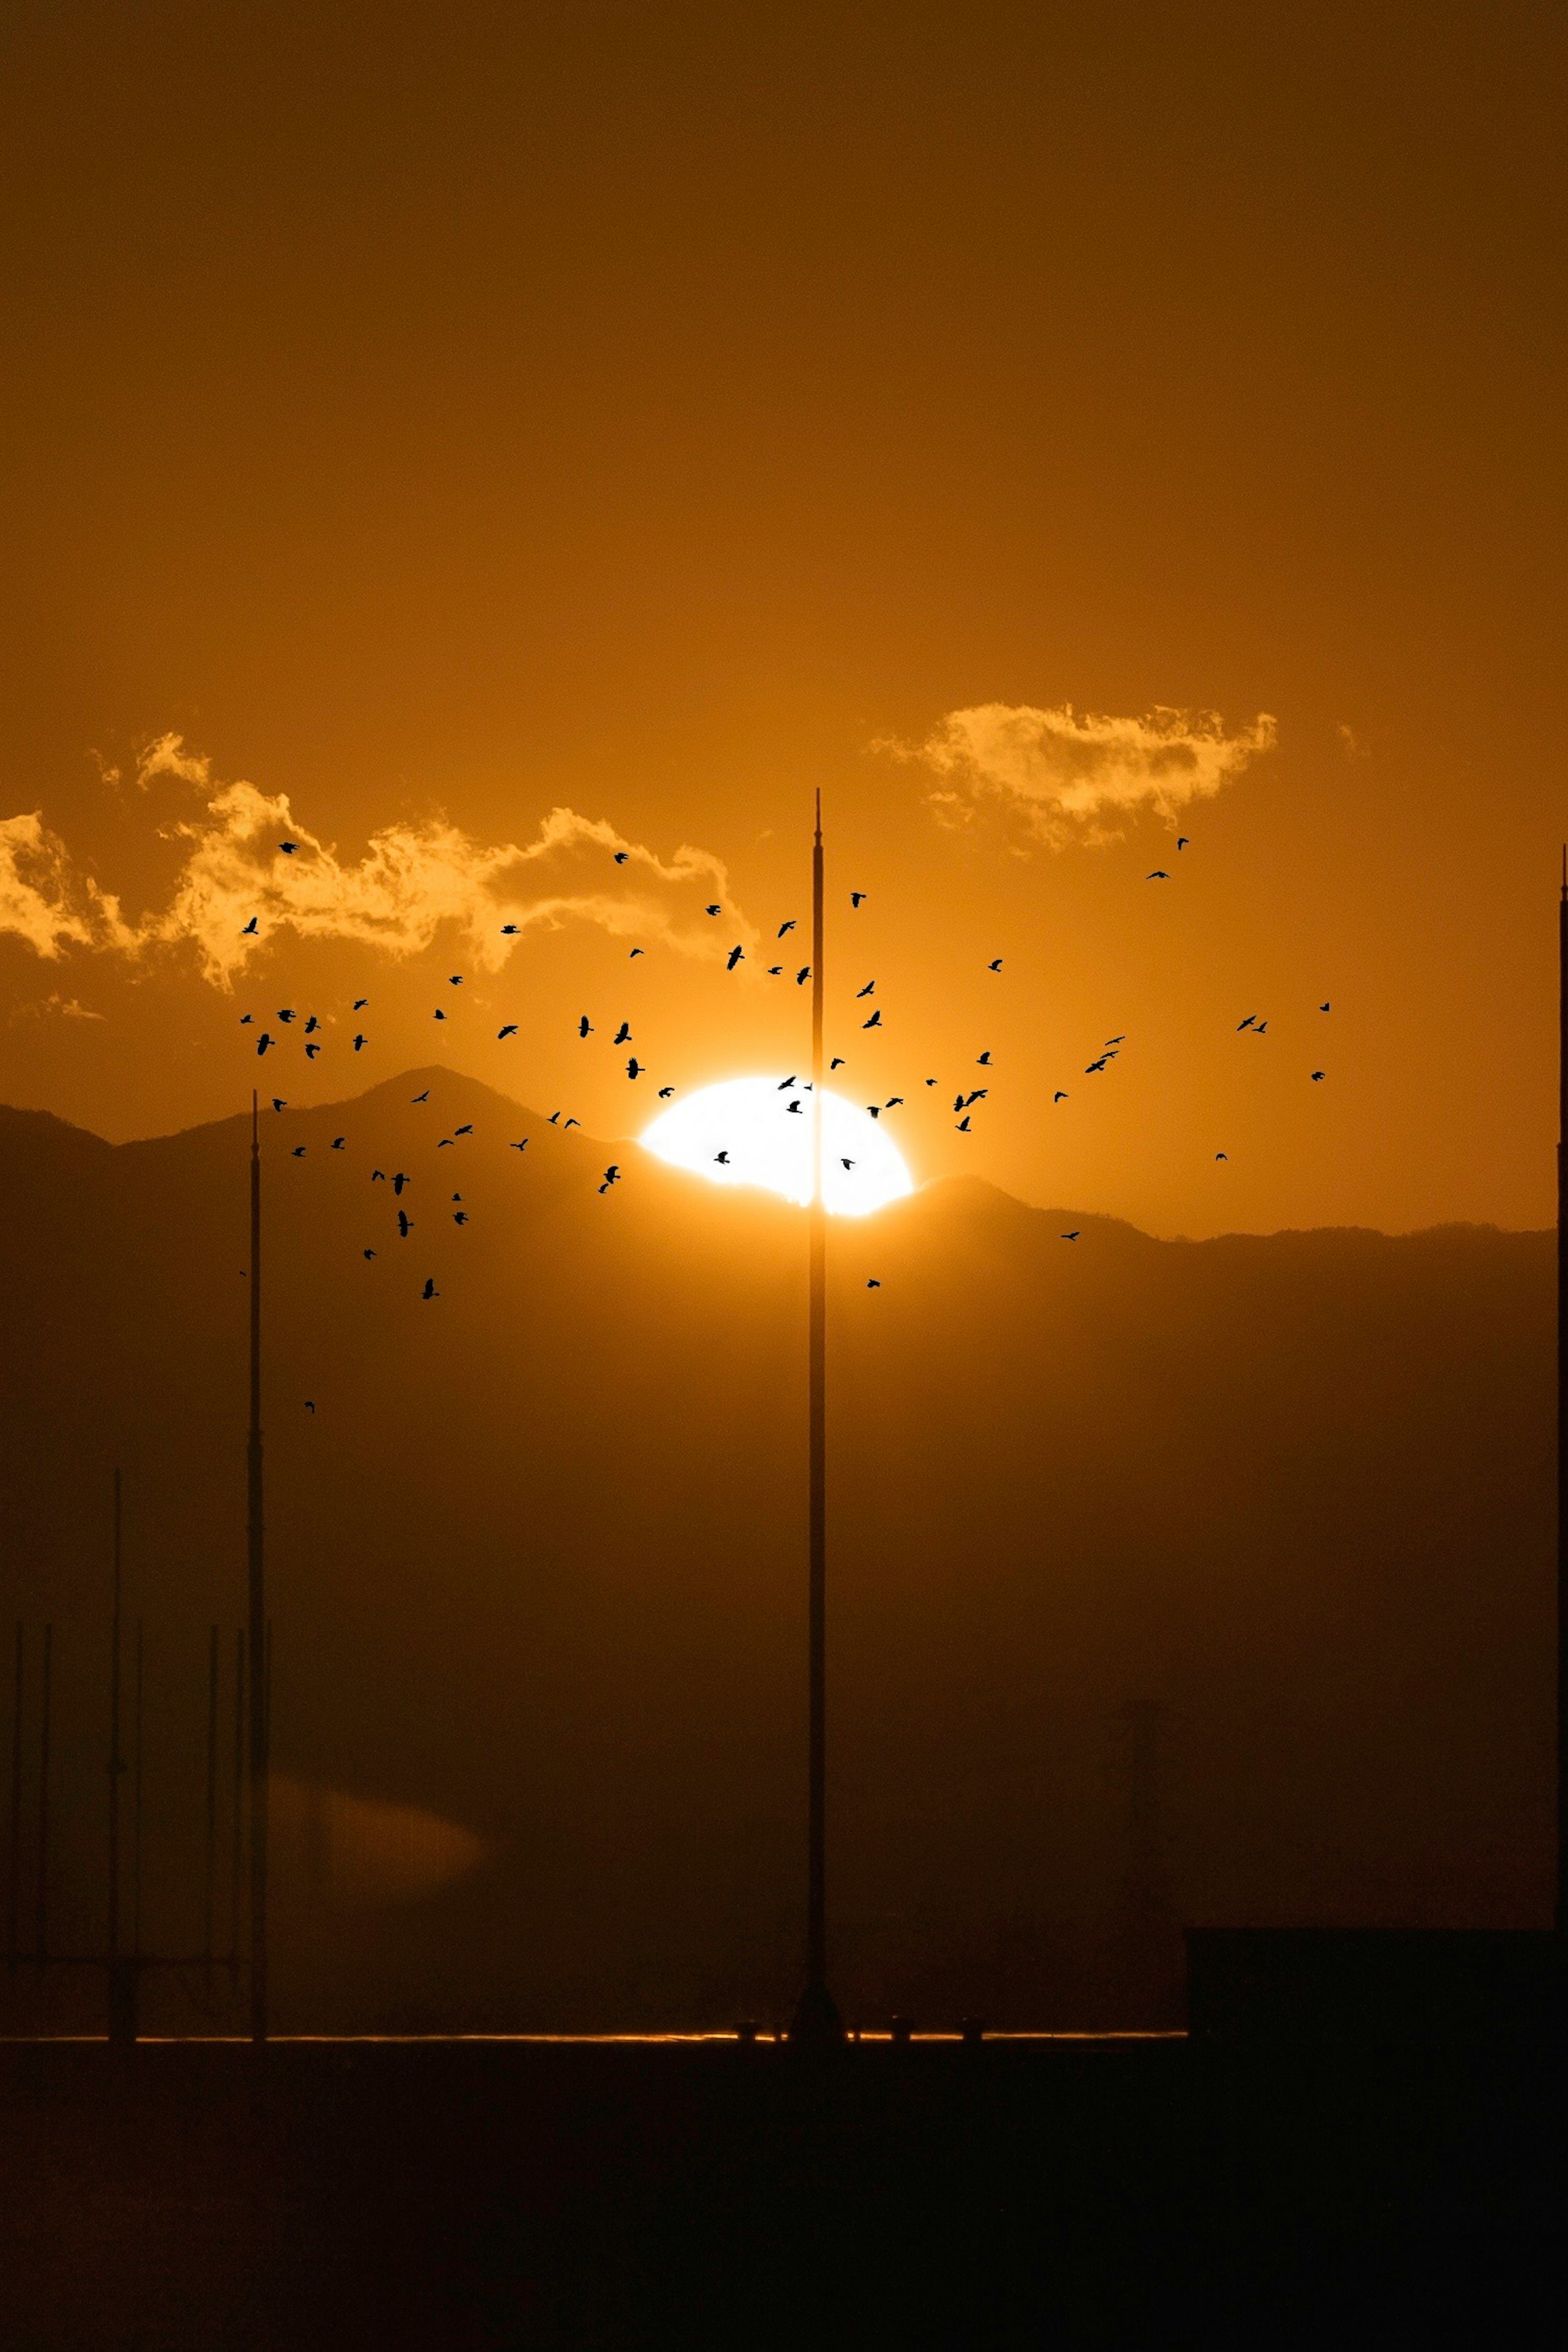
[877, 701, 1277, 847]
[1, 740, 752, 988]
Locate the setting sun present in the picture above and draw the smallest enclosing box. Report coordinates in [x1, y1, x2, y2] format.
[639, 1077, 914, 1214]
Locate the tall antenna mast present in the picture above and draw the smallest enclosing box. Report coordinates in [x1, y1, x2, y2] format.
[1558, 853, 1566, 1933]
[793, 791, 842, 2044]
[248, 1091, 269, 2042]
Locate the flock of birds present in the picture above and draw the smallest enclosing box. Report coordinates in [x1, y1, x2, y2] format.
[236, 829, 1334, 1321]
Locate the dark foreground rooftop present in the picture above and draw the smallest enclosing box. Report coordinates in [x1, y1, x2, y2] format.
[0, 2024, 1557, 2348]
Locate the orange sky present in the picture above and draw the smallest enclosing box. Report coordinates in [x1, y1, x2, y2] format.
[1, 2, 1563, 1236]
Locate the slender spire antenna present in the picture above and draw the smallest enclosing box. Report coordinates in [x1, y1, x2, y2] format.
[107, 1470, 122, 1966]
[247, 1091, 269, 2042]
[1557, 860, 1566, 1931]
[793, 791, 842, 2044]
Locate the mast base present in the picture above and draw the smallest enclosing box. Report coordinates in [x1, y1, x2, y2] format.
[788, 1975, 844, 2050]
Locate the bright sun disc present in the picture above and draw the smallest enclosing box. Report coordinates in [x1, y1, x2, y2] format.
[640, 1077, 913, 1215]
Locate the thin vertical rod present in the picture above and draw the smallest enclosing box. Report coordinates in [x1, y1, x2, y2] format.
[204, 1626, 218, 1990]
[806, 790, 829, 1999]
[1557, 851, 1567, 1932]
[7, 1623, 22, 1971]
[107, 1470, 123, 1964]
[248, 1091, 269, 2042]
[35, 1623, 51, 1962]
[229, 1630, 244, 1980]
[132, 1620, 144, 1957]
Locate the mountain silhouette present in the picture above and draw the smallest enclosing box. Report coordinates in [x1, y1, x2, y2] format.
[0, 1070, 1551, 2030]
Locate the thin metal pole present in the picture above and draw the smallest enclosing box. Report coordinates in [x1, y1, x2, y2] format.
[1557, 852, 1566, 1932]
[7, 1623, 22, 1972]
[248, 1092, 269, 2042]
[108, 1471, 123, 1966]
[229, 1629, 244, 1981]
[793, 791, 840, 2043]
[204, 1625, 218, 1991]
[132, 1620, 144, 1957]
[35, 1623, 51, 1963]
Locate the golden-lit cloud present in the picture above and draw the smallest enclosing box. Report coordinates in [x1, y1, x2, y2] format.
[1, 739, 753, 987]
[879, 701, 1277, 847]
[0, 813, 122, 959]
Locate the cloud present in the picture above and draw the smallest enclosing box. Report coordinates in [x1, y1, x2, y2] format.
[9, 992, 107, 1023]
[878, 701, 1277, 847]
[0, 813, 116, 959]
[1, 742, 753, 988]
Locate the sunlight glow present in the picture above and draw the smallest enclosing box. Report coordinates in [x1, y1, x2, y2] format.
[639, 1077, 913, 1215]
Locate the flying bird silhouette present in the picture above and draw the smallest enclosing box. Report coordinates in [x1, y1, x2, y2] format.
[841, 1157, 855, 1170]
[353, 1034, 366, 1051]
[1053, 1090, 1068, 1102]
[885, 1096, 903, 1108]
[1177, 836, 1190, 849]
[305, 1401, 314, 1414]
[433, 1009, 446, 1021]
[1255, 1021, 1268, 1035]
[1060, 1230, 1080, 1240]
[866, 1279, 880, 1289]
[498, 1024, 518, 1039]
[241, 917, 258, 935]
[767, 965, 782, 976]
[795, 967, 811, 985]
[976, 1050, 992, 1065]
[579, 1016, 593, 1038]
[453, 1122, 472, 1136]
[278, 1009, 296, 1024]
[421, 1278, 438, 1300]
[851, 891, 866, 908]
[714, 1150, 731, 1165]
[240, 1014, 252, 1025]
[363, 1248, 376, 1259]
[1237, 1016, 1257, 1031]
[629, 947, 644, 957]
[866, 1105, 880, 1119]
[777, 920, 796, 936]
[726, 945, 744, 970]
[599, 1165, 621, 1191]
[564, 1117, 579, 1129]
[453, 1211, 468, 1225]
[1319, 1001, 1331, 1012]
[956, 1115, 971, 1132]
[778, 1075, 797, 1089]
[306, 1043, 321, 1059]
[271, 1097, 286, 1112]
[548, 1111, 561, 1125]
[510, 1138, 529, 1150]
[449, 974, 462, 986]
[1103, 1035, 1125, 1047]
[332, 1137, 345, 1149]
[657, 1086, 674, 1098]
[831, 1057, 846, 1070]
[786, 1098, 804, 1114]
[1146, 870, 1170, 881]
[354, 998, 368, 1010]
[613, 850, 629, 864]
[1085, 1056, 1111, 1073]
[987, 958, 1002, 972]
[278, 841, 297, 855]
[627, 1058, 644, 1078]
[1215, 1152, 1228, 1161]
[392, 1173, 410, 1194]
[501, 923, 519, 935]
[412, 1089, 429, 1103]
[372, 1170, 386, 1182]
[1311, 1070, 1325, 1081]
[704, 903, 721, 916]
[257, 1034, 273, 1055]
[856, 981, 875, 999]
[292, 1145, 306, 1157]
[862, 1009, 881, 1029]
[305, 1015, 319, 1034]
[613, 1021, 631, 1044]
[397, 1211, 412, 1237]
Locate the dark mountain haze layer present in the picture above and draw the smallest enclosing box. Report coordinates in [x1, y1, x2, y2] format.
[0, 1071, 1552, 2031]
